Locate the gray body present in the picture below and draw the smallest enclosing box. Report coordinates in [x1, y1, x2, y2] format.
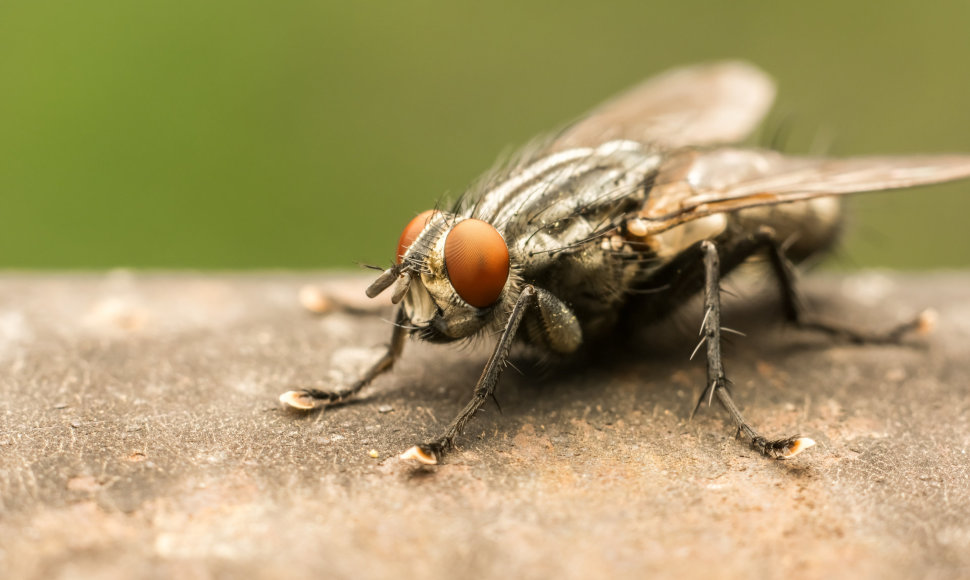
[403, 141, 844, 355]
[285, 61, 970, 464]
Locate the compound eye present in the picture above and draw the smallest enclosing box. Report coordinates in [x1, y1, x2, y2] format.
[396, 210, 437, 263]
[444, 219, 510, 308]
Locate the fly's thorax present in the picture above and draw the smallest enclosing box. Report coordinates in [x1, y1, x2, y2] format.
[396, 213, 515, 341]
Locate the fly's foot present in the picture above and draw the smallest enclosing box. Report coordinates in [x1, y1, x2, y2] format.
[915, 308, 938, 336]
[399, 442, 444, 465]
[750, 434, 816, 459]
[278, 388, 346, 411]
[797, 308, 937, 345]
[298, 285, 336, 314]
[298, 283, 390, 316]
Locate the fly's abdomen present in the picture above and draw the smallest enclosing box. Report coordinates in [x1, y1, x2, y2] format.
[731, 196, 844, 262]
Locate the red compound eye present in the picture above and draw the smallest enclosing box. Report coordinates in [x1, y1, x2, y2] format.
[396, 210, 437, 263]
[443, 219, 510, 308]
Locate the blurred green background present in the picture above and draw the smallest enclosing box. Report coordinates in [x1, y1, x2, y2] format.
[2, 1, 969, 270]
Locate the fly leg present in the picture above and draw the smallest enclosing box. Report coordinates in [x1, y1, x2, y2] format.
[765, 239, 933, 343]
[400, 285, 572, 465]
[298, 281, 391, 315]
[639, 227, 925, 459]
[279, 307, 409, 410]
[695, 240, 816, 459]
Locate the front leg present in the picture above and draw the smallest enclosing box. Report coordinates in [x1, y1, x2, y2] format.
[279, 306, 409, 410]
[401, 285, 580, 465]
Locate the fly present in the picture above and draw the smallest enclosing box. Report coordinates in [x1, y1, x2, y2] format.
[281, 61, 970, 465]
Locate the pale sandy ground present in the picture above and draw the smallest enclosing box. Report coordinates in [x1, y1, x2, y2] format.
[1, 272, 968, 579]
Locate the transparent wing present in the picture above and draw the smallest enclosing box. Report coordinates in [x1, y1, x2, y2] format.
[550, 61, 776, 152]
[633, 149, 970, 236]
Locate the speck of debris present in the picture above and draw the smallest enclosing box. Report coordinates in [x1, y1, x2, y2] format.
[70, 420, 82, 428]
[378, 405, 394, 413]
[53, 403, 70, 410]
[368, 449, 379, 458]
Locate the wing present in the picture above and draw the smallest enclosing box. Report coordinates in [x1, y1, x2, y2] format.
[549, 61, 776, 152]
[629, 148, 970, 237]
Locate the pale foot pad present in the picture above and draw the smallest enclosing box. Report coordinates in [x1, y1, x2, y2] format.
[279, 390, 317, 410]
[917, 309, 938, 336]
[399, 446, 438, 465]
[779, 437, 816, 459]
[298, 285, 335, 314]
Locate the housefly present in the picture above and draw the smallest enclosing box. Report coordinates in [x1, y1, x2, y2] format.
[281, 61, 970, 465]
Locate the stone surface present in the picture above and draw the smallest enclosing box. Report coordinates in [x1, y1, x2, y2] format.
[1, 271, 969, 579]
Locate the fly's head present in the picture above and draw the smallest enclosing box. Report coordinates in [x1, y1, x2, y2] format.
[366, 210, 513, 342]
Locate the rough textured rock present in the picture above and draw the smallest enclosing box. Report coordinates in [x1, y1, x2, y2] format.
[1, 272, 969, 579]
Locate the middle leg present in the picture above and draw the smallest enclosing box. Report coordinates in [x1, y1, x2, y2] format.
[400, 284, 581, 465]
[697, 239, 815, 459]
[399, 285, 539, 465]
